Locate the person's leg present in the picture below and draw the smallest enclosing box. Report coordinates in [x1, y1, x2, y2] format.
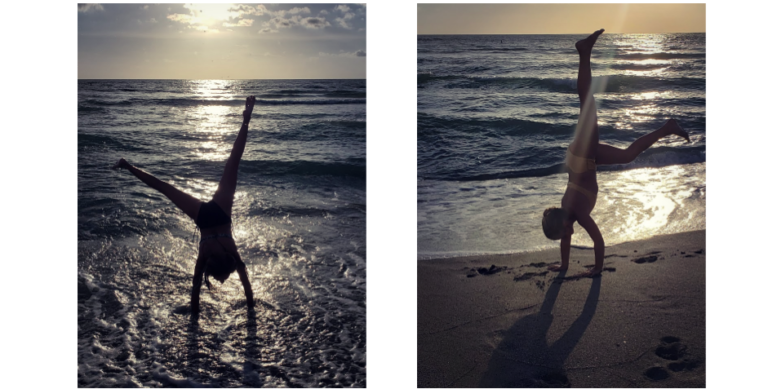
[576, 29, 603, 105]
[116, 159, 202, 221]
[211, 119, 250, 216]
[210, 96, 255, 216]
[571, 29, 604, 158]
[596, 119, 690, 165]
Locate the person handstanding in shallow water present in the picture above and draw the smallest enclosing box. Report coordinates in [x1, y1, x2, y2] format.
[112, 96, 257, 314]
[541, 29, 689, 277]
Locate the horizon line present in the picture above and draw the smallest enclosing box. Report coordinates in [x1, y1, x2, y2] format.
[417, 32, 705, 35]
[78, 78, 367, 81]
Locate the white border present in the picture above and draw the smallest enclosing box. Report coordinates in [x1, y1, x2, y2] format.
[4, 1, 768, 388]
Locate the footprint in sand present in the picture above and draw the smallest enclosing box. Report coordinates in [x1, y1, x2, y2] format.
[644, 336, 700, 381]
[655, 336, 687, 360]
[466, 264, 508, 277]
[644, 366, 669, 381]
[633, 255, 659, 264]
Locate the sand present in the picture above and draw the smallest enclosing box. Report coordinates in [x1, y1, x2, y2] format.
[418, 230, 705, 388]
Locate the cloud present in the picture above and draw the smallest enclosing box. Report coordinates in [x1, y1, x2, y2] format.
[266, 17, 293, 29]
[336, 18, 351, 29]
[223, 19, 254, 27]
[300, 17, 330, 29]
[335, 5, 350, 13]
[287, 7, 311, 15]
[167, 13, 194, 24]
[78, 4, 104, 13]
[319, 49, 366, 58]
[335, 12, 356, 29]
[259, 27, 276, 34]
[229, 4, 267, 17]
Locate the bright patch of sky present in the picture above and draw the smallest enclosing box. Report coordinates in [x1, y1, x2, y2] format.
[417, 4, 705, 35]
[78, 3, 366, 79]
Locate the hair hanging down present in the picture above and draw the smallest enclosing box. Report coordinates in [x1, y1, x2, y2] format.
[541, 207, 568, 240]
[203, 254, 239, 290]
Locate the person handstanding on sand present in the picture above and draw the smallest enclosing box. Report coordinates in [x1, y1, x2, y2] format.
[112, 96, 257, 315]
[541, 29, 689, 277]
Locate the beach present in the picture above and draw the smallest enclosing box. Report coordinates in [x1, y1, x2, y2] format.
[418, 230, 705, 388]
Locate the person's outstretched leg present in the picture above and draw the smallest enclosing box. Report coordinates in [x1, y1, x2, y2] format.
[571, 29, 604, 158]
[596, 119, 690, 165]
[113, 158, 202, 221]
[576, 29, 603, 105]
[211, 96, 255, 216]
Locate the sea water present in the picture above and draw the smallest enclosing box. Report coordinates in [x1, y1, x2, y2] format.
[78, 79, 366, 387]
[418, 34, 705, 259]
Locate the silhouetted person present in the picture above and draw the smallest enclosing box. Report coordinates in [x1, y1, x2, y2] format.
[113, 96, 258, 315]
[541, 30, 689, 277]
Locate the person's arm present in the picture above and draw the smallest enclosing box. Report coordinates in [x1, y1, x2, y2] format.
[548, 232, 571, 271]
[236, 262, 255, 310]
[576, 214, 604, 277]
[191, 254, 206, 315]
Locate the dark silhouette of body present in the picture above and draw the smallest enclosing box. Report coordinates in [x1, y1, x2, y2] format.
[113, 96, 258, 315]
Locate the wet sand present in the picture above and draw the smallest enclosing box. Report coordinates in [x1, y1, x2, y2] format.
[418, 230, 705, 388]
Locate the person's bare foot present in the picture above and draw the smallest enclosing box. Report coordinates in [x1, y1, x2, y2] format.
[664, 119, 690, 143]
[548, 264, 568, 272]
[575, 28, 605, 55]
[111, 158, 130, 170]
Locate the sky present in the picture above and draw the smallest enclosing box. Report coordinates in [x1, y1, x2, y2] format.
[78, 3, 366, 79]
[418, 3, 706, 35]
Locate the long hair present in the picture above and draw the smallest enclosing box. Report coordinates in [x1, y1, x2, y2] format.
[203, 254, 238, 290]
[541, 207, 568, 240]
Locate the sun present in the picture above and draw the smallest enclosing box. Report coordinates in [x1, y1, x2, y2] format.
[183, 3, 240, 28]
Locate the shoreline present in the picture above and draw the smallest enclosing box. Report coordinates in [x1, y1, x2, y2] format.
[418, 230, 705, 387]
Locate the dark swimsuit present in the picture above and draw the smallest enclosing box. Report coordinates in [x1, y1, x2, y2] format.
[195, 200, 243, 268]
[195, 200, 232, 229]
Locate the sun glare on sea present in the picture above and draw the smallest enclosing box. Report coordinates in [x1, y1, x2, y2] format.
[609, 166, 688, 242]
[185, 80, 239, 161]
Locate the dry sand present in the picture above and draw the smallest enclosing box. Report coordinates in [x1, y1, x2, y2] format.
[418, 230, 705, 388]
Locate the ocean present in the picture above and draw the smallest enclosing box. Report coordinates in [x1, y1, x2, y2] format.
[78, 79, 366, 387]
[418, 33, 706, 259]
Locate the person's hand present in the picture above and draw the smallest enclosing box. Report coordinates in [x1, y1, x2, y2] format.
[243, 95, 255, 121]
[548, 264, 568, 272]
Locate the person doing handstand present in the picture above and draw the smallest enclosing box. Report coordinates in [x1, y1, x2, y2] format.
[541, 29, 689, 277]
[113, 96, 258, 314]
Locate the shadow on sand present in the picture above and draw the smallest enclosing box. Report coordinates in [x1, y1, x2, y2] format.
[478, 271, 601, 387]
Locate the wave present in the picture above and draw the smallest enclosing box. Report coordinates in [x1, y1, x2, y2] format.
[418, 74, 705, 93]
[78, 133, 148, 153]
[239, 159, 366, 178]
[78, 105, 108, 113]
[424, 146, 705, 181]
[614, 52, 705, 60]
[247, 203, 365, 218]
[258, 90, 366, 99]
[267, 120, 367, 141]
[81, 97, 365, 108]
[416, 113, 678, 140]
[418, 113, 577, 137]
